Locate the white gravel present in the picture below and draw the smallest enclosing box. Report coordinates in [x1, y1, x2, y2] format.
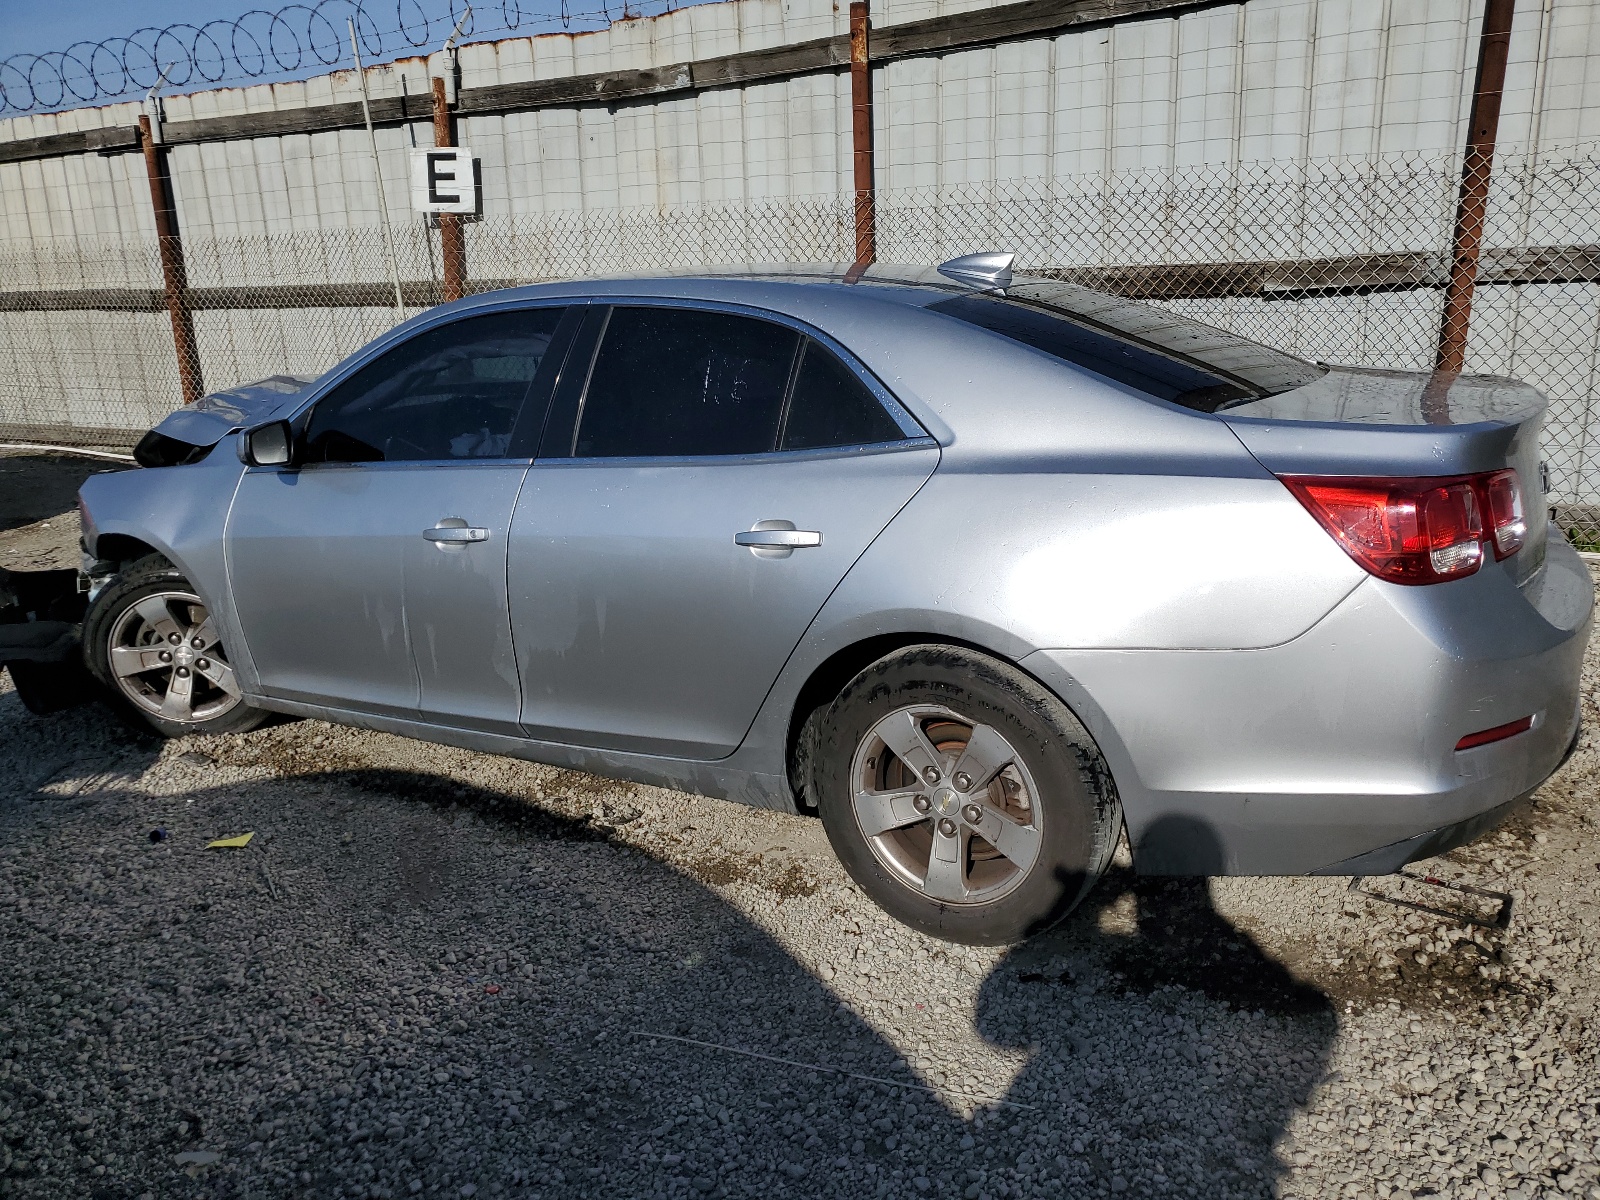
[0, 560, 1597, 1200]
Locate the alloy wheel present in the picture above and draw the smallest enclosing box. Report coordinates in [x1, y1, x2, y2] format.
[106, 590, 242, 724]
[849, 705, 1043, 905]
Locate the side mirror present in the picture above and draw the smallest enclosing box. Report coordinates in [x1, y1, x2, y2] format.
[240, 420, 294, 468]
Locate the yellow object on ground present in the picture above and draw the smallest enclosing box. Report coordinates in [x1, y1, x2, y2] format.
[206, 833, 254, 849]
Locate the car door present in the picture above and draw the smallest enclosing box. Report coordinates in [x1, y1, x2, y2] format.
[507, 302, 939, 759]
[226, 304, 576, 729]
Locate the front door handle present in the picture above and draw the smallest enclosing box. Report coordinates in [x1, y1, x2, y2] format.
[733, 529, 823, 548]
[424, 523, 488, 544]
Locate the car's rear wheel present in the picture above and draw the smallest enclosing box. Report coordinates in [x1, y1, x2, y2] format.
[84, 555, 269, 737]
[809, 645, 1121, 945]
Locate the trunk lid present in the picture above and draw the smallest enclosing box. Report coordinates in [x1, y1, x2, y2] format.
[1221, 366, 1549, 583]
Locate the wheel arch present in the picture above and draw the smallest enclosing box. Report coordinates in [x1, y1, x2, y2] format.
[92, 532, 163, 567]
[785, 633, 977, 805]
[783, 632, 1134, 823]
[88, 527, 209, 606]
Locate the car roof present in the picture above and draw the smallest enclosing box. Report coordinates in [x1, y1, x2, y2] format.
[627, 262, 973, 294]
[463, 263, 985, 309]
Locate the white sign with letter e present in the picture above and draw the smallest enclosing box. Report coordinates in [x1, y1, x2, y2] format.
[410, 147, 477, 214]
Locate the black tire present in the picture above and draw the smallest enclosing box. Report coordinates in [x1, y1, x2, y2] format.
[83, 554, 269, 738]
[809, 645, 1121, 945]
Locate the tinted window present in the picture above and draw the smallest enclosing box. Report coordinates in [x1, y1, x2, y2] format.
[1002, 280, 1325, 398]
[930, 293, 1252, 412]
[928, 284, 1327, 412]
[781, 341, 905, 450]
[576, 307, 800, 458]
[304, 308, 566, 463]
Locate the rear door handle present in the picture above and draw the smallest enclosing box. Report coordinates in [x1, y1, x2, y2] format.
[733, 529, 822, 548]
[424, 524, 488, 544]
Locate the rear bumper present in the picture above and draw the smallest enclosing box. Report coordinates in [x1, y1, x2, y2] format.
[1313, 799, 1521, 876]
[1312, 716, 1579, 875]
[1022, 539, 1593, 875]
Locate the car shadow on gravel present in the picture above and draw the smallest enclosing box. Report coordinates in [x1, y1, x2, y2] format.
[1, 713, 1335, 1200]
[970, 823, 1337, 1198]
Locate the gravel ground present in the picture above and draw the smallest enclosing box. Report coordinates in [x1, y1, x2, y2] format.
[0, 449, 124, 540]
[0, 505, 1597, 1200]
[0, 446, 115, 571]
[0, 511, 80, 572]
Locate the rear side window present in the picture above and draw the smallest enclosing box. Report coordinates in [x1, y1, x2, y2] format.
[304, 308, 566, 462]
[781, 341, 907, 451]
[571, 307, 914, 457]
[576, 308, 799, 457]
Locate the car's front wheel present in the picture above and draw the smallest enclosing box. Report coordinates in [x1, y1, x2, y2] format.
[809, 646, 1122, 945]
[84, 554, 269, 737]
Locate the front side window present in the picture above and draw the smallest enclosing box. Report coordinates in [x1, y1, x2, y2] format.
[573, 306, 910, 458]
[304, 308, 566, 463]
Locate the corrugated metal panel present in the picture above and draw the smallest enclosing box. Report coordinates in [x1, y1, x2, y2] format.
[1050, 19, 1111, 181]
[6, 0, 1600, 246]
[0, 310, 179, 433]
[1373, 0, 1474, 155]
[1175, 6, 1245, 168]
[0, 100, 148, 247]
[877, 0, 1000, 25]
[868, 0, 1586, 198]
[5, 0, 1600, 459]
[1536, 0, 1600, 148]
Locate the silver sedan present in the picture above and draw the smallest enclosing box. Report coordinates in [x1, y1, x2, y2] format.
[71, 256, 1591, 944]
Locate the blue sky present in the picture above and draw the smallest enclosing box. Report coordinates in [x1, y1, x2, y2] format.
[2, 1, 694, 114]
[1, 3, 259, 59]
[4, 3, 272, 114]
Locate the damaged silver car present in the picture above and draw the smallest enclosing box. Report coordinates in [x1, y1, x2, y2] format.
[5, 256, 1589, 944]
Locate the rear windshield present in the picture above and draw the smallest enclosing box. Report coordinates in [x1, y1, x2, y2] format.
[928, 281, 1325, 413]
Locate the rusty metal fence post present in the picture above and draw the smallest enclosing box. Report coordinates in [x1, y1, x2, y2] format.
[1436, 0, 1516, 373]
[850, 1, 876, 266]
[138, 114, 202, 405]
[432, 76, 468, 302]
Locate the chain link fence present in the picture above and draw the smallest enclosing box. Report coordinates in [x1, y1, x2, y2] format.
[3, 149, 1599, 542]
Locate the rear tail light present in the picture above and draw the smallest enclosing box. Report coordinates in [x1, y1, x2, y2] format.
[1484, 469, 1526, 557]
[1280, 470, 1525, 585]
